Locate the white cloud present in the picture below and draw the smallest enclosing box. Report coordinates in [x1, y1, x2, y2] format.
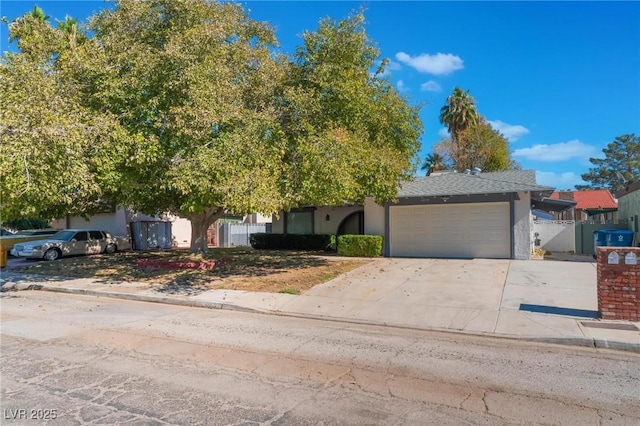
[512, 139, 598, 162]
[396, 79, 407, 92]
[386, 60, 402, 71]
[535, 171, 586, 189]
[395, 52, 464, 75]
[487, 120, 529, 142]
[438, 128, 450, 138]
[420, 80, 441, 92]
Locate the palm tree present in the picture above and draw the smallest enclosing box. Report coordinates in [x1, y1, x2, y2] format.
[30, 5, 50, 22]
[420, 152, 446, 176]
[439, 87, 479, 148]
[8, 6, 52, 52]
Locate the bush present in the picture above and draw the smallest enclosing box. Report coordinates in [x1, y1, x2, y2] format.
[2, 217, 50, 230]
[250, 233, 333, 251]
[337, 235, 383, 257]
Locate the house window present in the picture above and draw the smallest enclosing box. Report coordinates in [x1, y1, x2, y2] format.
[285, 211, 313, 234]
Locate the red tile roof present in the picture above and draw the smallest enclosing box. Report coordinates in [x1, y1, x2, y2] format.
[551, 189, 618, 210]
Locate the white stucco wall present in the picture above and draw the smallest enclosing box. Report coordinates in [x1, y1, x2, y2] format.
[514, 191, 532, 260]
[51, 209, 128, 236]
[532, 220, 576, 252]
[364, 197, 386, 240]
[313, 206, 362, 234]
[169, 216, 192, 248]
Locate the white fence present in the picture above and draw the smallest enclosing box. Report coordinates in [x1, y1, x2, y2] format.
[217, 223, 270, 247]
[533, 220, 575, 252]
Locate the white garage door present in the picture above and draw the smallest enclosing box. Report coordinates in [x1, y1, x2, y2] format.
[389, 202, 511, 258]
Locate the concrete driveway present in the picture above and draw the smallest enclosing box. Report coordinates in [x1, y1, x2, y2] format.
[277, 256, 598, 338]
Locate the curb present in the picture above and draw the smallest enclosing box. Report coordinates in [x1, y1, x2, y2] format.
[3, 281, 639, 354]
[1, 282, 265, 315]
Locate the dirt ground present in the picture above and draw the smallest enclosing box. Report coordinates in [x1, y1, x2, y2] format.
[8, 248, 370, 294]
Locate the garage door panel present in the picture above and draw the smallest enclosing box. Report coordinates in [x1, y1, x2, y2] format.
[389, 203, 510, 259]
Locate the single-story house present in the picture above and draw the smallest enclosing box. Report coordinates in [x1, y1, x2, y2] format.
[272, 170, 555, 260]
[615, 181, 640, 235]
[51, 210, 193, 248]
[550, 189, 618, 222]
[51, 209, 272, 249]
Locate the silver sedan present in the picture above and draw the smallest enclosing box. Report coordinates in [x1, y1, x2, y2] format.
[10, 229, 130, 261]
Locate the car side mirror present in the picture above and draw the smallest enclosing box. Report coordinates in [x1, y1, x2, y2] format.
[71, 238, 77, 242]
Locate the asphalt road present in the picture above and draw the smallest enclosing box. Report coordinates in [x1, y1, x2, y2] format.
[1, 291, 639, 425]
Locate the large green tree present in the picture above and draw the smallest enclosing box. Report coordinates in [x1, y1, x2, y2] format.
[71, 0, 287, 252]
[2, 2, 422, 253]
[279, 12, 422, 207]
[0, 8, 122, 221]
[580, 133, 640, 191]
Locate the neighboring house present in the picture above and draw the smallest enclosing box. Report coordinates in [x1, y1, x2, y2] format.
[52, 209, 272, 249]
[51, 210, 130, 238]
[550, 189, 618, 222]
[50, 210, 193, 248]
[272, 170, 555, 260]
[615, 181, 640, 235]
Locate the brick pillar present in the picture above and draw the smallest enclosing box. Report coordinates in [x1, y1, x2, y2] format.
[597, 247, 640, 321]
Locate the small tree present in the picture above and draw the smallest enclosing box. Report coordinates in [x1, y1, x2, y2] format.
[420, 153, 448, 175]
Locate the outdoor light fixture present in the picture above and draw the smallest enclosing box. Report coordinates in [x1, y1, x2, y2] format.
[325, 214, 330, 221]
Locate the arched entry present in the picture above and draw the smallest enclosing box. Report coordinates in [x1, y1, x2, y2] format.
[337, 211, 364, 235]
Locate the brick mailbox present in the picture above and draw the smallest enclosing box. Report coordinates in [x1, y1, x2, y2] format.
[596, 247, 640, 321]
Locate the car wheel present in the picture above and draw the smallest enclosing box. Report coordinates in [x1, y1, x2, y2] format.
[105, 243, 117, 254]
[44, 248, 61, 261]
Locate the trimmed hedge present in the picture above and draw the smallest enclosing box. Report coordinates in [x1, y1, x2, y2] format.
[250, 233, 333, 251]
[337, 235, 383, 257]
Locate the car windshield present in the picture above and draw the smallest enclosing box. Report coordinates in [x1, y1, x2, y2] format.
[49, 231, 77, 241]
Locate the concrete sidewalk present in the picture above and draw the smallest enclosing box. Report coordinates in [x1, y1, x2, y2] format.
[1, 257, 639, 352]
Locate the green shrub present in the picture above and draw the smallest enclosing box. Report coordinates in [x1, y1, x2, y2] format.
[337, 235, 383, 257]
[250, 233, 333, 251]
[2, 217, 50, 230]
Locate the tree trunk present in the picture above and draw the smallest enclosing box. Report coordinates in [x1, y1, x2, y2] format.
[185, 208, 225, 254]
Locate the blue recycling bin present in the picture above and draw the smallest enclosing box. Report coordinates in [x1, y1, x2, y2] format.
[606, 230, 635, 247]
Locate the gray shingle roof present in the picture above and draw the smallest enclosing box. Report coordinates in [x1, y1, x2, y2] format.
[398, 170, 554, 198]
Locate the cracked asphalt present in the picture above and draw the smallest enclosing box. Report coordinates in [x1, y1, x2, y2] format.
[1, 291, 639, 425]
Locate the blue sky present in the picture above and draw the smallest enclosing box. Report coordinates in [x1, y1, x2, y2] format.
[2, 1, 639, 190]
